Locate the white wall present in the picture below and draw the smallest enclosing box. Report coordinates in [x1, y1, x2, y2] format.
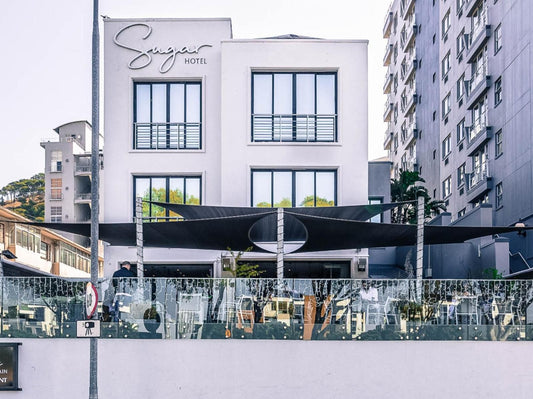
[2, 339, 532, 399]
[220, 39, 369, 207]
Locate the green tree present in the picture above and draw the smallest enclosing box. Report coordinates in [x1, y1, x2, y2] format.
[299, 195, 334, 207]
[223, 247, 264, 278]
[390, 170, 446, 224]
[1, 173, 45, 221]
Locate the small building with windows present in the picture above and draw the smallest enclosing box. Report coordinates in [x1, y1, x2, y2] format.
[0, 206, 103, 277]
[103, 18, 369, 278]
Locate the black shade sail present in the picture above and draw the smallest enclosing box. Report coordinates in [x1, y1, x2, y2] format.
[148, 201, 412, 221]
[14, 211, 531, 253]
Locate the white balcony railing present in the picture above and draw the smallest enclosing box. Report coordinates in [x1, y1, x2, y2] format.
[252, 114, 337, 142]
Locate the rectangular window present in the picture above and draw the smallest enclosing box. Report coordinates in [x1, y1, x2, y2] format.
[441, 51, 451, 79]
[494, 24, 502, 53]
[458, 208, 466, 218]
[134, 176, 201, 220]
[134, 82, 201, 150]
[50, 178, 62, 200]
[369, 198, 383, 223]
[457, 163, 466, 187]
[442, 134, 451, 159]
[50, 206, 62, 223]
[495, 129, 503, 157]
[442, 176, 452, 199]
[251, 72, 337, 142]
[441, 10, 451, 40]
[251, 169, 336, 207]
[457, 118, 466, 143]
[457, 29, 466, 57]
[442, 93, 451, 118]
[494, 77, 502, 106]
[457, 74, 465, 102]
[51, 151, 62, 172]
[496, 182, 503, 208]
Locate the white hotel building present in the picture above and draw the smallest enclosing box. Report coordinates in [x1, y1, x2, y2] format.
[103, 18, 369, 278]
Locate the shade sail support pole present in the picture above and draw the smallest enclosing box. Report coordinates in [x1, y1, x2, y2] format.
[277, 208, 284, 280]
[136, 196, 144, 278]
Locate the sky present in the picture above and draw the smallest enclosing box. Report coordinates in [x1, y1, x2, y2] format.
[0, 0, 389, 188]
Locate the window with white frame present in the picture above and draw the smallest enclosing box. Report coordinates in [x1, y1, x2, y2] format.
[496, 182, 503, 208]
[456, 29, 466, 57]
[442, 134, 451, 159]
[442, 176, 452, 198]
[442, 93, 451, 118]
[134, 82, 201, 150]
[134, 176, 201, 220]
[457, 118, 466, 143]
[50, 206, 62, 223]
[495, 129, 503, 157]
[494, 24, 502, 53]
[51, 151, 62, 172]
[457, 74, 465, 102]
[470, 95, 488, 140]
[494, 77, 502, 106]
[251, 169, 336, 207]
[252, 72, 337, 142]
[441, 51, 451, 79]
[442, 10, 451, 40]
[457, 163, 466, 187]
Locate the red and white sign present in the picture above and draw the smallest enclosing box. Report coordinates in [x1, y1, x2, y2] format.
[85, 282, 98, 319]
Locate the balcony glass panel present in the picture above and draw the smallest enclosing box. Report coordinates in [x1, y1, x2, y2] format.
[2, 277, 531, 341]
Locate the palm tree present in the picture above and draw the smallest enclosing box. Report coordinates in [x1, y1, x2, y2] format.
[391, 170, 446, 224]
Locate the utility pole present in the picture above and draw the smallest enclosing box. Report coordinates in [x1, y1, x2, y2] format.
[89, 0, 100, 398]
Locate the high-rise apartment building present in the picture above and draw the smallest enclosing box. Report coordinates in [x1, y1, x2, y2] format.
[384, 0, 533, 269]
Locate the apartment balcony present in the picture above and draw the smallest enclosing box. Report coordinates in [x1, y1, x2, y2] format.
[401, 54, 417, 83]
[383, 11, 393, 38]
[401, 0, 415, 20]
[251, 114, 337, 142]
[74, 165, 91, 176]
[401, 88, 417, 116]
[134, 122, 201, 150]
[467, 122, 493, 156]
[400, 23, 417, 52]
[383, 44, 393, 67]
[383, 101, 394, 122]
[466, 162, 493, 203]
[406, 155, 418, 172]
[466, 71, 491, 110]
[465, 0, 483, 18]
[384, 128, 394, 150]
[465, 9, 491, 63]
[74, 193, 91, 205]
[404, 121, 418, 145]
[383, 71, 393, 94]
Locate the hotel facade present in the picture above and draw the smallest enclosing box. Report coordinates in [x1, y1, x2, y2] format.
[103, 18, 370, 278]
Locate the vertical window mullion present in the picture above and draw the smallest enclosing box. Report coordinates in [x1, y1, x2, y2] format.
[314, 74, 318, 141]
[184, 177, 188, 205]
[292, 73, 297, 141]
[313, 171, 317, 207]
[184, 83, 188, 149]
[271, 74, 275, 141]
[149, 85, 153, 149]
[149, 177, 153, 218]
[166, 84, 171, 149]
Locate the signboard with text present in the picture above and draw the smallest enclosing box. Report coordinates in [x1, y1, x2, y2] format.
[0, 343, 21, 391]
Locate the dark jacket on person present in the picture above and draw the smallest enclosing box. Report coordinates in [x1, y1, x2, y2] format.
[112, 266, 134, 289]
